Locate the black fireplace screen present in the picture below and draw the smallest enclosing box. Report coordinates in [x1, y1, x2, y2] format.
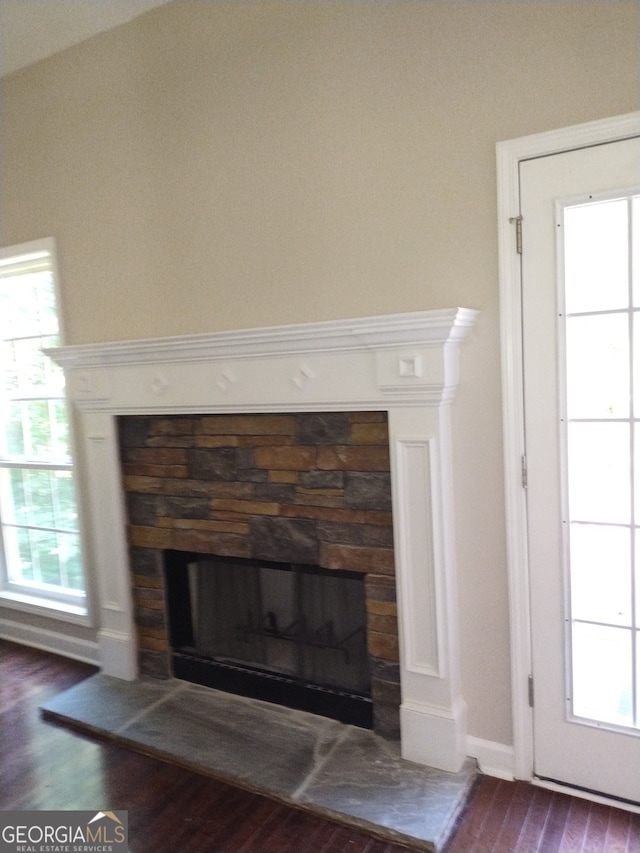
[164, 551, 372, 725]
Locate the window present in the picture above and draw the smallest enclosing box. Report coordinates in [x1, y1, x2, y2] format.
[0, 239, 86, 615]
[562, 193, 639, 730]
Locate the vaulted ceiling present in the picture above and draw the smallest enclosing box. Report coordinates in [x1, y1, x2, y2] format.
[0, 0, 174, 78]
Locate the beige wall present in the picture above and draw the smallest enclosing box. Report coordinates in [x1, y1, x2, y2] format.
[1, 0, 637, 747]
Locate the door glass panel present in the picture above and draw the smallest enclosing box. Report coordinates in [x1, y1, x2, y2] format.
[636, 530, 640, 640]
[633, 315, 640, 407]
[570, 524, 631, 626]
[564, 198, 628, 313]
[563, 192, 638, 731]
[566, 313, 628, 419]
[567, 422, 629, 525]
[633, 196, 640, 304]
[572, 623, 633, 727]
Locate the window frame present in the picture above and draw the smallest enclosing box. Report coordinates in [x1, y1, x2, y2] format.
[0, 237, 90, 623]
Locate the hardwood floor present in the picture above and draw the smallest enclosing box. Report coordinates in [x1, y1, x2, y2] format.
[1, 641, 638, 853]
[445, 776, 639, 853]
[0, 641, 422, 852]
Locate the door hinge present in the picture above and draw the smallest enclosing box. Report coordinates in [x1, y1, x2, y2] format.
[510, 215, 523, 254]
[521, 454, 528, 489]
[528, 674, 534, 708]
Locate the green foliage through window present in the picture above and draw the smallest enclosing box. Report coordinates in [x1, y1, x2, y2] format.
[0, 242, 86, 609]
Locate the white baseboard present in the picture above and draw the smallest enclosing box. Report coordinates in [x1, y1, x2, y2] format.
[400, 698, 468, 773]
[98, 628, 137, 680]
[466, 736, 515, 780]
[0, 618, 100, 666]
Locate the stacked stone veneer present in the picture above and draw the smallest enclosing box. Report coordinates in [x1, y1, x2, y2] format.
[119, 411, 400, 737]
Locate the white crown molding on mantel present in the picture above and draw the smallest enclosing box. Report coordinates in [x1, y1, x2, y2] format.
[50, 308, 478, 774]
[48, 308, 478, 366]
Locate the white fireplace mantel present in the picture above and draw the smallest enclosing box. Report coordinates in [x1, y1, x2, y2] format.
[51, 308, 477, 773]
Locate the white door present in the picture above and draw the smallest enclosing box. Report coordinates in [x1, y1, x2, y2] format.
[521, 135, 640, 804]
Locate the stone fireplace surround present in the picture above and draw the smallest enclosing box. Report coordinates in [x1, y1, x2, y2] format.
[120, 410, 400, 737]
[50, 308, 477, 773]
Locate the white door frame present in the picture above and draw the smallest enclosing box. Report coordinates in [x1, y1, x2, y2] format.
[497, 111, 640, 782]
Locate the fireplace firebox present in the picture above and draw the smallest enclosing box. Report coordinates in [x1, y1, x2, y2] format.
[165, 550, 372, 727]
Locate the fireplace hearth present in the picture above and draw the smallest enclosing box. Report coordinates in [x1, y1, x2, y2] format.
[165, 550, 372, 727]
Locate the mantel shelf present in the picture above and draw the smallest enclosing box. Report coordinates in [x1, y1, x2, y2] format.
[46, 308, 478, 369]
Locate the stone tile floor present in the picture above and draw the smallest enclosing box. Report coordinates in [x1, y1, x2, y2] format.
[40, 676, 476, 852]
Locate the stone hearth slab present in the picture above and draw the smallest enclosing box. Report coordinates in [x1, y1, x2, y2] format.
[40, 675, 476, 851]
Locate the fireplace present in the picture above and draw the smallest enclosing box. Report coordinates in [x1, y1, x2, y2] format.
[119, 410, 400, 736]
[49, 308, 477, 772]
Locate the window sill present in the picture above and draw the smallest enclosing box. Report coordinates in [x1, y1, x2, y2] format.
[0, 590, 90, 626]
